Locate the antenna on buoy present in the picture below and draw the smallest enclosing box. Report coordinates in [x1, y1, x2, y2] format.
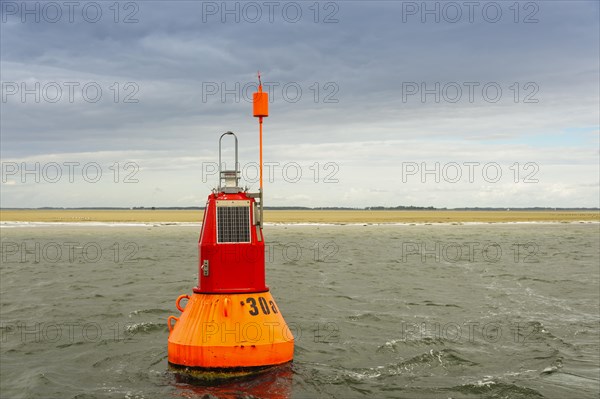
[253, 71, 269, 227]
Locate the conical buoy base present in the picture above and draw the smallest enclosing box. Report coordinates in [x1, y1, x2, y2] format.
[168, 291, 294, 374]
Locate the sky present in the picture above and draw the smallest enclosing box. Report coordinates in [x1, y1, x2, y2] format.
[1, 0, 598, 208]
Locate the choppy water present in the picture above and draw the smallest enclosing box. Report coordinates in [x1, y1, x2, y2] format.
[1, 222, 599, 398]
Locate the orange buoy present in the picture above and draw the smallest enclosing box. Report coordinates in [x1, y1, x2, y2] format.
[168, 73, 294, 378]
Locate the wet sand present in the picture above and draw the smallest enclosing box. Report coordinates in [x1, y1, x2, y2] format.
[1, 209, 598, 224]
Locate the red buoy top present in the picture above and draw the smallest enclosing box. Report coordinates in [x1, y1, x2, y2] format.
[194, 191, 267, 294]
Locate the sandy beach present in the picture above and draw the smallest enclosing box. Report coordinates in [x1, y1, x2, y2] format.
[1, 209, 598, 224]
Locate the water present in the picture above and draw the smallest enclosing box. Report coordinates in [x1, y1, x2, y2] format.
[1, 222, 599, 398]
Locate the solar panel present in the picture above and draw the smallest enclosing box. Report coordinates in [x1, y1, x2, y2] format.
[216, 200, 251, 243]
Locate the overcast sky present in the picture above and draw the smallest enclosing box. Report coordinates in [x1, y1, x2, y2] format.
[1, 1, 598, 208]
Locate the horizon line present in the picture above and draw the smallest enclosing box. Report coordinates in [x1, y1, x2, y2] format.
[1, 207, 599, 211]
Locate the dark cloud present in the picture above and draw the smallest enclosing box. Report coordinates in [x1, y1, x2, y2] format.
[1, 1, 598, 207]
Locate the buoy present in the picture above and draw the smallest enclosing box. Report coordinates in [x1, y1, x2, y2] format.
[168, 73, 294, 378]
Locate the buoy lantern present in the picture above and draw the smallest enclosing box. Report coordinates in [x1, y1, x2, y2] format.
[168, 74, 294, 378]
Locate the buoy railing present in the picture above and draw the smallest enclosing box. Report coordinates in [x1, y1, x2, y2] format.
[218, 131, 240, 190]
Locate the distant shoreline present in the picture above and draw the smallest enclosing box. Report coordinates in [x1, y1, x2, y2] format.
[1, 209, 598, 224]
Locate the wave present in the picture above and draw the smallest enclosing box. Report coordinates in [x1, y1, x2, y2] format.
[450, 380, 545, 398]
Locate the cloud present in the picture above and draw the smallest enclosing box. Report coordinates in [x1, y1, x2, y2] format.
[1, 1, 598, 207]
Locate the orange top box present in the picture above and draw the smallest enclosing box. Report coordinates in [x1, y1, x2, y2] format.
[253, 91, 268, 117]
